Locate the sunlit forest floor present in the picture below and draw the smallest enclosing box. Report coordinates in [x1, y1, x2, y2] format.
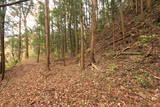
[0, 55, 160, 106]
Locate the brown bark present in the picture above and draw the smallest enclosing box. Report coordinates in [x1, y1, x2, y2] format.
[63, 14, 68, 65]
[62, 36, 66, 66]
[111, 0, 116, 50]
[24, 18, 29, 59]
[0, 3, 6, 80]
[37, 44, 40, 63]
[45, 0, 50, 70]
[80, 2, 85, 70]
[18, 4, 22, 61]
[90, 0, 97, 63]
[37, 32, 41, 63]
[112, 20, 115, 49]
[68, 14, 74, 57]
[75, 19, 79, 55]
[64, 14, 67, 57]
[146, 0, 152, 8]
[22, 2, 32, 59]
[140, 0, 144, 15]
[135, 0, 138, 14]
[50, 26, 54, 55]
[120, 1, 125, 44]
[73, 3, 78, 56]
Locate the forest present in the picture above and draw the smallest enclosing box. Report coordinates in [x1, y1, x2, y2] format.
[0, 0, 160, 106]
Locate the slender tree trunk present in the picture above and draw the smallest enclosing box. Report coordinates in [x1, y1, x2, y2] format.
[37, 44, 40, 63]
[18, 5, 22, 61]
[102, 0, 105, 23]
[0, 3, 6, 80]
[68, 14, 74, 57]
[90, 0, 97, 63]
[72, 29, 76, 56]
[24, 17, 29, 59]
[96, 0, 99, 20]
[50, 22, 54, 55]
[88, 0, 92, 26]
[140, 0, 144, 15]
[37, 31, 41, 63]
[64, 14, 67, 62]
[112, 20, 115, 49]
[62, 35, 65, 66]
[11, 39, 16, 62]
[111, 0, 116, 50]
[135, 0, 138, 14]
[75, 18, 79, 55]
[106, 0, 111, 24]
[80, 2, 85, 70]
[120, 1, 125, 44]
[45, 0, 50, 70]
[57, 17, 62, 59]
[73, 2, 78, 56]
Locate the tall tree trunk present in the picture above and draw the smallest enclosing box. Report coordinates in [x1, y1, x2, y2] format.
[102, 0, 105, 24]
[73, 2, 78, 56]
[120, 0, 125, 44]
[50, 22, 54, 55]
[112, 20, 115, 49]
[45, 0, 50, 70]
[11, 38, 16, 62]
[18, 4, 22, 61]
[62, 35, 66, 66]
[57, 17, 61, 59]
[90, 0, 97, 63]
[140, 0, 144, 15]
[37, 31, 41, 63]
[24, 17, 29, 59]
[111, 0, 116, 50]
[106, 0, 111, 24]
[135, 0, 138, 14]
[96, 0, 99, 20]
[64, 13, 67, 62]
[37, 42, 40, 63]
[68, 14, 74, 57]
[80, 2, 85, 70]
[75, 18, 79, 55]
[0, 2, 6, 80]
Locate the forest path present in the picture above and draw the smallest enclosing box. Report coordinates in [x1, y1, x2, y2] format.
[0, 58, 160, 106]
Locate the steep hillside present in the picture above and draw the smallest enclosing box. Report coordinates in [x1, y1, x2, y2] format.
[96, 1, 160, 54]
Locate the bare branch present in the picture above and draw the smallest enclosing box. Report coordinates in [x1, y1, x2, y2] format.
[0, 0, 30, 7]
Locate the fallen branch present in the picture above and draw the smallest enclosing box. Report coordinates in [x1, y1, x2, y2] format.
[115, 43, 136, 57]
[91, 63, 100, 71]
[118, 52, 144, 56]
[153, 76, 160, 80]
[90, 63, 104, 72]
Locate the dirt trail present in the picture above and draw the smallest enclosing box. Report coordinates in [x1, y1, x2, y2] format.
[0, 58, 160, 107]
